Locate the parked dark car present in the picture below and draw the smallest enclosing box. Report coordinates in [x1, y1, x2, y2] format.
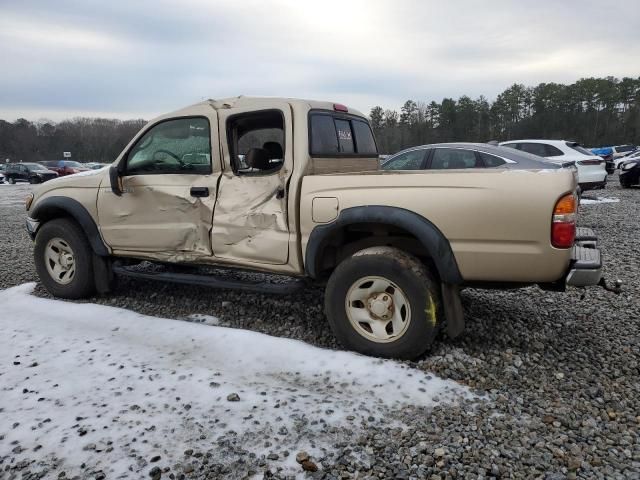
[620, 158, 640, 188]
[5, 163, 58, 184]
[40, 160, 90, 176]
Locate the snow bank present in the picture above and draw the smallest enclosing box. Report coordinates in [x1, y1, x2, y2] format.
[0, 283, 474, 477]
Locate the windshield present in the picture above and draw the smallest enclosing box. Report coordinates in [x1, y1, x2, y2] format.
[24, 163, 50, 171]
[63, 161, 84, 168]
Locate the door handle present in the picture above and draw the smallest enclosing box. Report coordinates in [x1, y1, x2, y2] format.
[190, 187, 209, 197]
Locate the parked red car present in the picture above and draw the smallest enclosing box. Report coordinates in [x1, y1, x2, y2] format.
[39, 160, 90, 176]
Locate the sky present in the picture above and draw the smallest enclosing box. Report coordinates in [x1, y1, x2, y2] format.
[1, 0, 639, 122]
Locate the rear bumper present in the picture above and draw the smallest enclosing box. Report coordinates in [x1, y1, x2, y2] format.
[565, 227, 601, 287]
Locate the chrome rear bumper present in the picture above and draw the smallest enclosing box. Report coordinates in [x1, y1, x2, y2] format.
[566, 227, 601, 287]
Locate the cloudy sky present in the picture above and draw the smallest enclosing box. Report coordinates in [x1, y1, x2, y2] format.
[1, 0, 639, 121]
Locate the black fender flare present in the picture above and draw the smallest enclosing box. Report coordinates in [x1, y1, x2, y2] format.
[30, 196, 110, 256]
[305, 205, 463, 284]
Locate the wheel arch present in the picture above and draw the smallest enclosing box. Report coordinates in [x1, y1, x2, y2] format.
[30, 196, 109, 256]
[305, 205, 463, 284]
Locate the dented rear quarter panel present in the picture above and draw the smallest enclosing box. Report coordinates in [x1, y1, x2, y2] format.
[300, 168, 576, 283]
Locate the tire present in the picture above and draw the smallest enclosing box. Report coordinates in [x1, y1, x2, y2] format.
[29, 177, 39, 184]
[8, 177, 15, 184]
[324, 246, 441, 360]
[34, 218, 96, 299]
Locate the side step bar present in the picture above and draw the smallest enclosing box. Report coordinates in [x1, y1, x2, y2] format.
[112, 263, 307, 295]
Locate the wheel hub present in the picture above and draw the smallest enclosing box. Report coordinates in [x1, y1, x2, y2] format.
[366, 292, 394, 320]
[44, 237, 76, 285]
[59, 253, 74, 269]
[345, 275, 412, 343]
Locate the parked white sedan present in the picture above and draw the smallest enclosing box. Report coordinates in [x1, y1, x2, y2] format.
[499, 139, 607, 191]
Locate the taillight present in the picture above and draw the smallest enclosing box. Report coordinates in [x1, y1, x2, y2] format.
[551, 193, 577, 248]
[578, 159, 602, 166]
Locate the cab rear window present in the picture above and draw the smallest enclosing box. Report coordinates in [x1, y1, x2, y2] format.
[309, 112, 377, 156]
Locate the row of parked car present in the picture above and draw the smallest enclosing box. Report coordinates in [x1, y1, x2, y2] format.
[0, 161, 108, 184]
[381, 139, 640, 190]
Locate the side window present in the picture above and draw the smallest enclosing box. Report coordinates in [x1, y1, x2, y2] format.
[502, 143, 520, 150]
[478, 152, 506, 167]
[227, 110, 284, 175]
[309, 113, 378, 156]
[126, 118, 211, 175]
[431, 148, 479, 169]
[544, 144, 564, 157]
[382, 150, 426, 170]
[519, 143, 547, 157]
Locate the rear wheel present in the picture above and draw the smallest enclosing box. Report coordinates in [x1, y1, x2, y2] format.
[34, 218, 96, 298]
[324, 246, 441, 359]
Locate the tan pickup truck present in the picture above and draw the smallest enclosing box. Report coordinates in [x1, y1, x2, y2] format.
[25, 96, 610, 359]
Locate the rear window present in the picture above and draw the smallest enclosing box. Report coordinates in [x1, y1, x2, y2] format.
[517, 142, 564, 157]
[478, 152, 506, 167]
[310, 112, 377, 156]
[616, 145, 635, 153]
[334, 119, 354, 154]
[566, 142, 594, 156]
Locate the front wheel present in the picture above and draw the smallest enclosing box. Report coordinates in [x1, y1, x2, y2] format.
[324, 246, 441, 359]
[34, 218, 96, 298]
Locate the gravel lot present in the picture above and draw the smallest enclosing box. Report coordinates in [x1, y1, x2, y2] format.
[1, 177, 639, 479]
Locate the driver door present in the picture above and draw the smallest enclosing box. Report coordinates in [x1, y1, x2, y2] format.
[97, 110, 221, 260]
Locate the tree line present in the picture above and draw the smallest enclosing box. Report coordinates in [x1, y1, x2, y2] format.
[1, 76, 638, 162]
[0, 117, 146, 163]
[370, 76, 640, 154]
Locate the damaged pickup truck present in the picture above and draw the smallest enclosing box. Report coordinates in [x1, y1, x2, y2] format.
[25, 97, 613, 359]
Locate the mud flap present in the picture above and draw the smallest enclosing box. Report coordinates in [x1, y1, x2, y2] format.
[93, 254, 116, 294]
[441, 283, 465, 338]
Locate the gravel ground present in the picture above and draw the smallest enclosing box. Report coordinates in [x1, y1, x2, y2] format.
[0, 177, 639, 479]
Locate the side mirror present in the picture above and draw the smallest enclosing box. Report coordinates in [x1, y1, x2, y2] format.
[109, 165, 123, 196]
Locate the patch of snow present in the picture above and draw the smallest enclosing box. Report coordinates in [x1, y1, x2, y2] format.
[580, 196, 620, 205]
[0, 283, 475, 478]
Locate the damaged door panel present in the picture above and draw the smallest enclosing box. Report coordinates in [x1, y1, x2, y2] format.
[97, 111, 221, 261]
[212, 102, 293, 265]
[98, 175, 217, 259]
[211, 172, 289, 263]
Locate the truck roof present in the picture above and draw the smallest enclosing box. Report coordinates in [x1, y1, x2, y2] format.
[162, 96, 367, 120]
